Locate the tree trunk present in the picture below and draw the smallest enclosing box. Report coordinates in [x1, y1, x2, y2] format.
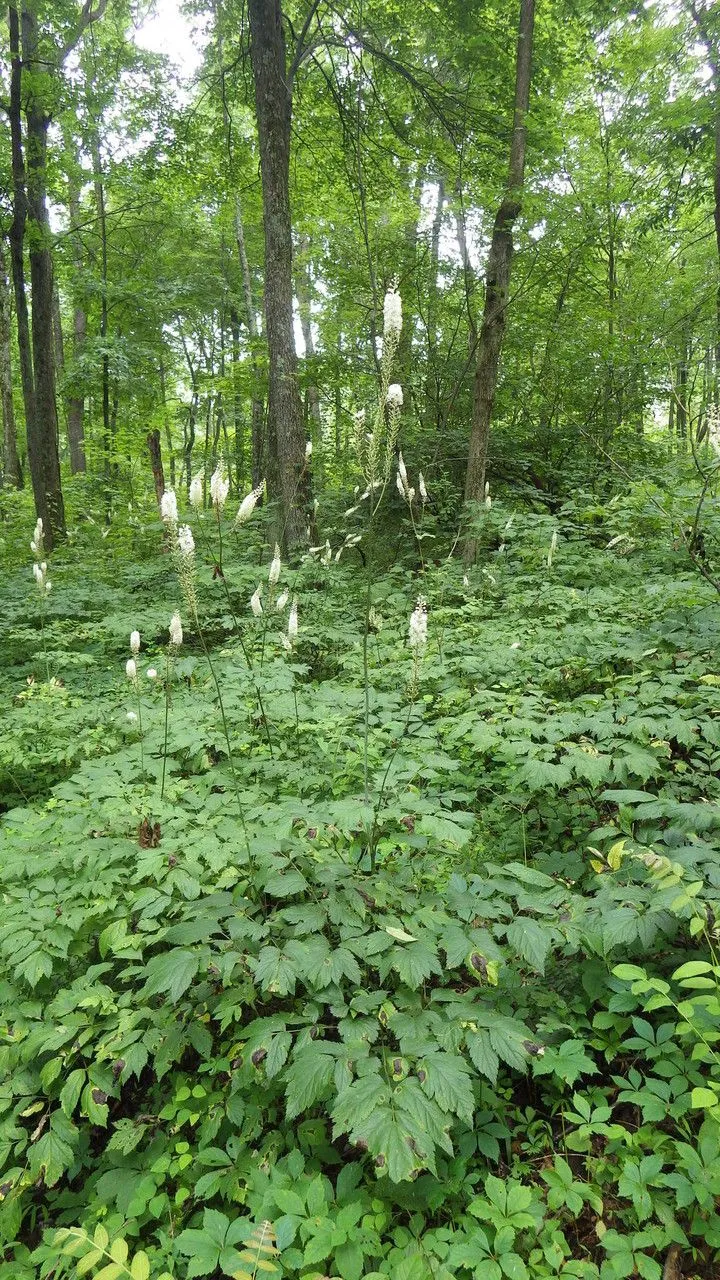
[91, 128, 112, 512]
[147, 429, 165, 510]
[20, 1, 65, 546]
[689, 4, 720, 406]
[248, 0, 310, 549]
[65, 154, 87, 472]
[296, 234, 322, 464]
[463, 0, 535, 547]
[8, 5, 38, 504]
[426, 177, 445, 428]
[0, 237, 21, 486]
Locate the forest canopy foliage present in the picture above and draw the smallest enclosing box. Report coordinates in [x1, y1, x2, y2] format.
[2, 0, 720, 1277]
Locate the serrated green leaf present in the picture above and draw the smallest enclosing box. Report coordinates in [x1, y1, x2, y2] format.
[141, 948, 199, 1003]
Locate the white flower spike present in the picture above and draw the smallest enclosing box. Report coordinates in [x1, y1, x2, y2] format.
[250, 585, 263, 617]
[177, 525, 195, 557]
[235, 481, 265, 527]
[268, 543, 282, 586]
[126, 658, 137, 681]
[130, 630, 141, 655]
[387, 383, 403, 409]
[287, 598, 299, 644]
[383, 283, 402, 338]
[169, 612, 183, 647]
[210, 464, 230, 511]
[189, 473, 204, 510]
[30, 517, 44, 557]
[409, 597, 428, 650]
[161, 489, 178, 524]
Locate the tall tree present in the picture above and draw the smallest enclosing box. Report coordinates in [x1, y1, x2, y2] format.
[8, 0, 106, 546]
[247, 0, 312, 549]
[0, 235, 21, 485]
[463, 0, 535, 544]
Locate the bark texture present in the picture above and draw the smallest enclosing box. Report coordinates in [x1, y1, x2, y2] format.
[22, 2, 65, 544]
[248, 0, 310, 549]
[464, 0, 535, 534]
[0, 237, 21, 486]
[65, 162, 87, 472]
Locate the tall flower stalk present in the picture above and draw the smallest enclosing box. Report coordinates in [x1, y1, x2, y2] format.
[160, 613, 183, 800]
[166, 512, 254, 865]
[354, 282, 404, 807]
[126, 646, 145, 785]
[30, 518, 52, 683]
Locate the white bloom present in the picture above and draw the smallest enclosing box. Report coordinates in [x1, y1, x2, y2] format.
[268, 543, 282, 586]
[547, 530, 558, 568]
[161, 489, 178, 524]
[387, 383, 403, 409]
[130, 630, 140, 655]
[235, 481, 265, 526]
[409, 597, 428, 651]
[344, 505, 359, 518]
[250, 585, 263, 617]
[354, 408, 366, 428]
[419, 473, 428, 503]
[463, 574, 469, 587]
[126, 658, 137, 681]
[510, 641, 521, 649]
[30, 517, 44, 556]
[147, 667, 158, 679]
[210, 464, 230, 511]
[33, 561, 50, 593]
[305, 440, 313, 459]
[189, 473, 204, 510]
[169, 612, 183, 647]
[383, 284, 402, 337]
[280, 634, 293, 653]
[287, 598, 299, 643]
[177, 524, 195, 557]
[320, 541, 332, 567]
[396, 473, 405, 499]
[407, 487, 415, 505]
[276, 589, 289, 611]
[485, 494, 492, 510]
[313, 497, 319, 514]
[126, 711, 137, 722]
[398, 451, 408, 489]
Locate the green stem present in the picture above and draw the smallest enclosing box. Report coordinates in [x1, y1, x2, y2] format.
[135, 682, 145, 787]
[160, 649, 172, 800]
[194, 517, 274, 756]
[192, 606, 253, 867]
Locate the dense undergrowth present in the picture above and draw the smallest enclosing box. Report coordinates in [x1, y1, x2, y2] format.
[2, 473, 720, 1280]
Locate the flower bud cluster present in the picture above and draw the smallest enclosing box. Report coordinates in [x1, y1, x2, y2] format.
[33, 561, 52, 594]
[210, 464, 230, 512]
[189, 473, 204, 510]
[169, 612, 183, 647]
[235, 481, 265, 527]
[409, 596, 428, 651]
